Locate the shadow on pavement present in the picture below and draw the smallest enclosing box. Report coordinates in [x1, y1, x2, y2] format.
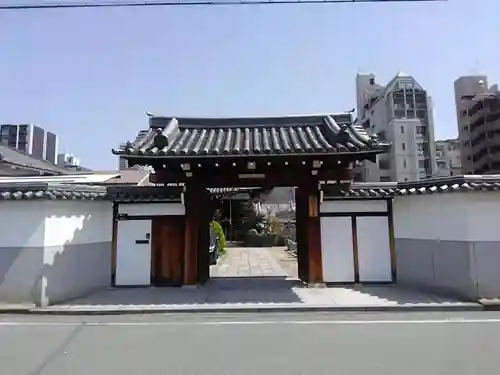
[54, 276, 306, 307]
[202, 276, 303, 303]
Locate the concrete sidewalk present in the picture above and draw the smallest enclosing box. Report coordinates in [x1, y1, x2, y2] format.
[0, 247, 488, 314]
[25, 279, 482, 314]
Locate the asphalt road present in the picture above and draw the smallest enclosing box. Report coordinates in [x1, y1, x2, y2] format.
[1, 311, 500, 375]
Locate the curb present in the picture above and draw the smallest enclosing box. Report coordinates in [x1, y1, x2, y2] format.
[0, 308, 34, 315]
[479, 299, 500, 311]
[20, 302, 484, 315]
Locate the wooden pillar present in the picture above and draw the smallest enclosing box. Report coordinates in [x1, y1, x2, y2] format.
[197, 188, 211, 284]
[183, 185, 201, 285]
[183, 185, 211, 285]
[296, 184, 323, 284]
[305, 184, 323, 283]
[110, 203, 118, 286]
[295, 187, 309, 282]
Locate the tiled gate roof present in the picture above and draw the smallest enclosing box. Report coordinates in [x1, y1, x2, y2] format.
[113, 114, 389, 158]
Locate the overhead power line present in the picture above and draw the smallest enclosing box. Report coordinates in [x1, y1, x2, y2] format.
[0, 0, 447, 10]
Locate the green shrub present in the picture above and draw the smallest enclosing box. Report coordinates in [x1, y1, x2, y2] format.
[210, 220, 227, 254]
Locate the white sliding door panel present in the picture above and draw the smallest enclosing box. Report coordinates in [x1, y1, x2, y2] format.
[321, 216, 355, 283]
[356, 216, 392, 282]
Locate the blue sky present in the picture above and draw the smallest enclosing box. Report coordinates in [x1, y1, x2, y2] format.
[1, 0, 498, 170]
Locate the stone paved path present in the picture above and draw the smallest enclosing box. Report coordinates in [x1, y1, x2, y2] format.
[210, 247, 290, 278]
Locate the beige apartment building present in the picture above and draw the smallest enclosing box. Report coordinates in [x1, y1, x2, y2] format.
[355, 71, 437, 182]
[454, 75, 500, 174]
[435, 139, 461, 177]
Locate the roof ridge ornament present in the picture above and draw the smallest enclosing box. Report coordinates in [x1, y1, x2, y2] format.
[153, 128, 169, 149]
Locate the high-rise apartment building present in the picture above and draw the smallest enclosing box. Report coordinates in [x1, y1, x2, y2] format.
[45, 131, 58, 164]
[454, 75, 500, 174]
[0, 124, 58, 163]
[57, 153, 80, 168]
[435, 139, 461, 177]
[354, 72, 437, 182]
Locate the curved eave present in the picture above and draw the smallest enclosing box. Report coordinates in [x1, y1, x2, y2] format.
[112, 147, 390, 160]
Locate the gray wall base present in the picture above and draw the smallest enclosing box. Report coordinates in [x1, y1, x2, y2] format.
[396, 238, 500, 300]
[0, 242, 111, 307]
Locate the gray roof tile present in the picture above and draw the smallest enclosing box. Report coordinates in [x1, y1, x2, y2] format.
[113, 115, 389, 158]
[108, 186, 183, 202]
[0, 183, 107, 201]
[323, 175, 500, 198]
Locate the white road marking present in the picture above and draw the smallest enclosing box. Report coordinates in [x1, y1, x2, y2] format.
[1, 318, 500, 327]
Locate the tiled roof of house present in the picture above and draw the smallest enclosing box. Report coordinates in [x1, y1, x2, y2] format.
[0, 183, 107, 201]
[97, 168, 152, 186]
[112, 114, 389, 158]
[0, 145, 69, 175]
[323, 175, 500, 198]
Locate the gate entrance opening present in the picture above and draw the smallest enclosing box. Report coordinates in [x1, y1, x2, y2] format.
[208, 187, 298, 281]
[112, 114, 389, 286]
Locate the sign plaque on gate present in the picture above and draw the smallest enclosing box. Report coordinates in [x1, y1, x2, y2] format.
[308, 195, 318, 218]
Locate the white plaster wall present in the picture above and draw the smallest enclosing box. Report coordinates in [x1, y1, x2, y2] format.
[394, 191, 500, 242]
[0, 202, 46, 305]
[0, 201, 46, 247]
[393, 193, 469, 241]
[118, 202, 185, 216]
[0, 200, 114, 306]
[393, 192, 500, 299]
[320, 200, 387, 213]
[465, 192, 500, 242]
[41, 201, 113, 306]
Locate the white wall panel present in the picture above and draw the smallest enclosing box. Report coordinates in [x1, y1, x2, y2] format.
[393, 193, 469, 241]
[357, 216, 392, 282]
[466, 192, 500, 242]
[0, 201, 46, 247]
[320, 217, 355, 283]
[118, 203, 185, 216]
[320, 200, 387, 213]
[44, 201, 113, 247]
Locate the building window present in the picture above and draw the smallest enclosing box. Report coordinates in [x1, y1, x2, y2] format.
[416, 126, 426, 135]
[403, 159, 406, 168]
[402, 142, 406, 151]
[401, 126, 404, 134]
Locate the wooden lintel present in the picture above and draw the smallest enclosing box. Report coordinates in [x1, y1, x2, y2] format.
[150, 165, 352, 187]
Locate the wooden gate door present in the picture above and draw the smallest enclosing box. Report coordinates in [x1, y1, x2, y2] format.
[151, 216, 185, 286]
[295, 187, 310, 283]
